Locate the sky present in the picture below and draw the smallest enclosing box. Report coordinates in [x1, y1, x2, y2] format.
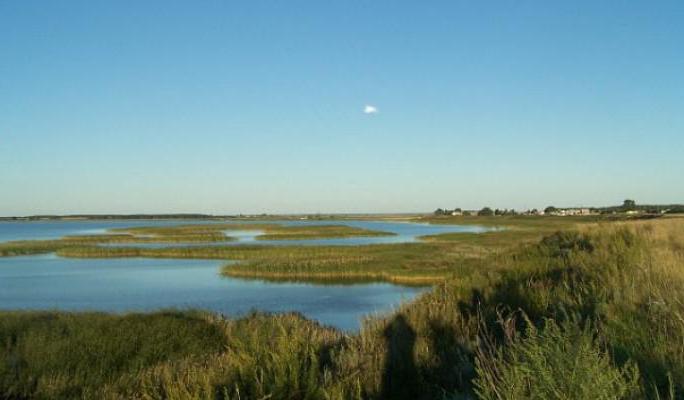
[1, 1, 683, 215]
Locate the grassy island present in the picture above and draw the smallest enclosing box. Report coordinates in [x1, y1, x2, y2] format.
[110, 222, 394, 240]
[0, 222, 395, 257]
[1, 216, 683, 399]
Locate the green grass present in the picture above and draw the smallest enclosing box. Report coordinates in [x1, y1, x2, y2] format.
[219, 242, 492, 284]
[254, 224, 395, 240]
[46, 216, 627, 284]
[1, 217, 684, 399]
[51, 242, 482, 284]
[0, 222, 395, 257]
[0, 235, 233, 257]
[474, 318, 643, 399]
[0, 239, 77, 257]
[107, 223, 275, 236]
[111, 222, 394, 240]
[2, 216, 647, 285]
[36, 217, 606, 284]
[0, 310, 228, 399]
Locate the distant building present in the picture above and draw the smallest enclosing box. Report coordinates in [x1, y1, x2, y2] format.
[549, 208, 594, 216]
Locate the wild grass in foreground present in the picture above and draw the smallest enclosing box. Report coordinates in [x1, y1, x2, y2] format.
[0, 311, 228, 399]
[474, 318, 643, 399]
[1, 217, 683, 399]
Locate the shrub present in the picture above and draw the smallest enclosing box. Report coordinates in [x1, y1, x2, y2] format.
[474, 318, 642, 400]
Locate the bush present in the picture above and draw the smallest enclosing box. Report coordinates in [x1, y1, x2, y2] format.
[0, 311, 227, 399]
[478, 207, 494, 217]
[474, 318, 642, 400]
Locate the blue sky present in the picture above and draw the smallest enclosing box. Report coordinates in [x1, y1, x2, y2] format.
[1, 1, 683, 215]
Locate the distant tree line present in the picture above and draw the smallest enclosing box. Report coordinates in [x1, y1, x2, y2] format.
[597, 199, 684, 214]
[433, 199, 684, 218]
[434, 207, 528, 217]
[545, 200, 684, 215]
[477, 207, 521, 216]
[434, 208, 469, 216]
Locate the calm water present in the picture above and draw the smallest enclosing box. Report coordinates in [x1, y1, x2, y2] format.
[0, 219, 227, 242]
[0, 219, 483, 330]
[89, 219, 487, 248]
[0, 219, 488, 246]
[0, 254, 427, 331]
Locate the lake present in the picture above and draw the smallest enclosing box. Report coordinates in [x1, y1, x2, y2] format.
[0, 254, 428, 331]
[0, 219, 485, 330]
[0, 219, 229, 242]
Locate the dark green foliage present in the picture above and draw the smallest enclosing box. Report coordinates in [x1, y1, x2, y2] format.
[623, 199, 637, 211]
[666, 206, 684, 214]
[0, 311, 227, 399]
[478, 207, 494, 216]
[539, 230, 595, 257]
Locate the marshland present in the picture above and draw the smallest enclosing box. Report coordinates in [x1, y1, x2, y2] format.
[1, 214, 684, 398]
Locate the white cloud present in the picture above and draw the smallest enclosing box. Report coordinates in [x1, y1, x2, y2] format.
[363, 105, 378, 114]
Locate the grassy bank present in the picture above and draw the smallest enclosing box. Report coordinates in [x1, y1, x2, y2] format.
[53, 242, 459, 284]
[1, 217, 683, 399]
[113, 222, 395, 241]
[419, 215, 623, 244]
[2, 216, 642, 285]
[0, 235, 234, 257]
[254, 224, 394, 240]
[0, 222, 395, 257]
[219, 242, 484, 284]
[51, 216, 625, 284]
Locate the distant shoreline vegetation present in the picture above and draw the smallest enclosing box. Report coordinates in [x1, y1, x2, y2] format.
[0, 213, 421, 221]
[0, 223, 397, 258]
[433, 199, 684, 218]
[2, 200, 682, 222]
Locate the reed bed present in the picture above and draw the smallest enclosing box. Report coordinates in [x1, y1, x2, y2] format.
[0, 234, 234, 257]
[53, 242, 477, 284]
[254, 225, 395, 240]
[1, 217, 683, 399]
[113, 223, 394, 241]
[0, 223, 394, 258]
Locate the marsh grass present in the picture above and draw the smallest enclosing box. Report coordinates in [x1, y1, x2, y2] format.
[0, 222, 395, 257]
[254, 224, 395, 240]
[50, 241, 488, 284]
[0, 310, 228, 399]
[474, 317, 643, 400]
[0, 239, 76, 256]
[1, 217, 683, 399]
[0, 236, 232, 257]
[112, 223, 395, 241]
